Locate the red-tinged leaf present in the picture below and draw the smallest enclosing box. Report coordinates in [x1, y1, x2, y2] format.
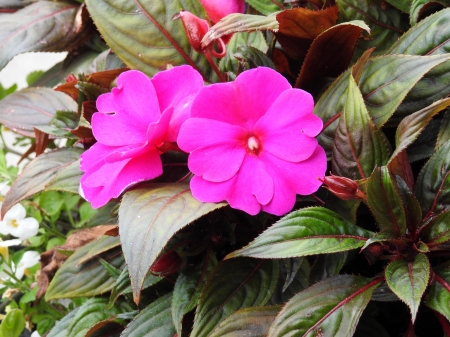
[227, 207, 372, 260]
[1, 147, 82, 218]
[295, 20, 370, 91]
[85, 320, 124, 337]
[388, 150, 414, 191]
[394, 176, 422, 233]
[367, 167, 407, 235]
[415, 140, 450, 216]
[385, 254, 430, 322]
[352, 47, 376, 83]
[119, 183, 226, 304]
[421, 211, 450, 247]
[275, 6, 338, 60]
[361, 229, 401, 250]
[45, 159, 83, 195]
[191, 258, 279, 337]
[426, 266, 450, 321]
[77, 235, 121, 266]
[0, 88, 76, 138]
[209, 306, 282, 337]
[246, 0, 284, 15]
[0, 1, 93, 70]
[332, 75, 391, 180]
[410, 0, 448, 25]
[267, 275, 382, 337]
[33, 127, 50, 156]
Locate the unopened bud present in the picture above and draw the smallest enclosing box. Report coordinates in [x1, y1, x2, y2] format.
[320, 174, 366, 201]
[199, 0, 245, 23]
[66, 74, 77, 82]
[174, 11, 210, 53]
[150, 250, 182, 276]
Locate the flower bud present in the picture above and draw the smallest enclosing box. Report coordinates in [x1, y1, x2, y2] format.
[320, 174, 366, 201]
[150, 250, 182, 276]
[174, 11, 210, 53]
[199, 0, 245, 23]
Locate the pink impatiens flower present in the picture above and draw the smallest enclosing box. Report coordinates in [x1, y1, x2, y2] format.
[80, 66, 203, 208]
[178, 67, 327, 216]
[199, 0, 245, 23]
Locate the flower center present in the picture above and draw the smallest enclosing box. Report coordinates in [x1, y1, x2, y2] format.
[9, 220, 18, 228]
[246, 136, 261, 155]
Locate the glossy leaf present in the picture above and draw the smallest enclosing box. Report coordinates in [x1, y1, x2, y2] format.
[295, 20, 370, 91]
[421, 211, 450, 247]
[202, 13, 279, 48]
[172, 252, 216, 335]
[275, 6, 338, 60]
[85, 0, 211, 79]
[410, 0, 449, 25]
[122, 293, 176, 337]
[45, 159, 83, 194]
[332, 75, 390, 180]
[0, 1, 91, 70]
[0, 309, 25, 337]
[47, 308, 80, 337]
[209, 306, 281, 337]
[425, 266, 450, 321]
[437, 109, 450, 149]
[337, 0, 407, 56]
[391, 98, 450, 161]
[119, 183, 226, 304]
[415, 140, 450, 215]
[367, 167, 407, 235]
[245, 0, 284, 15]
[385, 0, 413, 12]
[227, 207, 372, 259]
[45, 243, 125, 300]
[234, 45, 275, 69]
[1, 147, 83, 218]
[191, 258, 279, 337]
[0, 88, 77, 137]
[395, 176, 422, 232]
[268, 275, 382, 337]
[361, 229, 400, 250]
[77, 236, 121, 265]
[309, 252, 348, 284]
[385, 254, 430, 321]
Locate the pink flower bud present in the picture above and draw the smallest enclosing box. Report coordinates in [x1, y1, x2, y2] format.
[174, 11, 210, 53]
[150, 250, 182, 276]
[320, 174, 366, 201]
[199, 0, 245, 23]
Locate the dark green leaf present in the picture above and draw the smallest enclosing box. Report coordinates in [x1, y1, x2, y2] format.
[45, 159, 83, 194]
[234, 45, 275, 69]
[122, 293, 176, 337]
[85, 0, 211, 80]
[78, 236, 121, 265]
[209, 306, 282, 337]
[425, 266, 450, 321]
[191, 258, 279, 337]
[1, 147, 82, 217]
[437, 109, 450, 149]
[337, 0, 408, 57]
[0, 309, 25, 337]
[119, 183, 226, 304]
[421, 211, 450, 246]
[367, 166, 407, 235]
[267, 275, 382, 337]
[47, 308, 80, 337]
[410, 0, 450, 25]
[86, 49, 125, 74]
[45, 243, 125, 300]
[282, 257, 307, 292]
[385, 0, 413, 12]
[309, 252, 348, 284]
[385, 254, 430, 321]
[227, 207, 372, 259]
[361, 229, 400, 250]
[395, 176, 422, 232]
[332, 75, 390, 180]
[172, 252, 216, 335]
[245, 0, 284, 15]
[0, 1, 91, 70]
[415, 140, 450, 215]
[0, 88, 77, 137]
[202, 13, 279, 48]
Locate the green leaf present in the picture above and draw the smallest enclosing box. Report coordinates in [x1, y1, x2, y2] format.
[385, 254, 430, 321]
[67, 298, 126, 337]
[209, 306, 282, 337]
[415, 140, 450, 215]
[85, 0, 211, 80]
[391, 98, 450, 161]
[234, 45, 275, 70]
[40, 191, 64, 216]
[191, 258, 279, 337]
[245, 0, 283, 15]
[437, 109, 450, 149]
[0, 1, 90, 71]
[45, 158, 82, 194]
[385, 0, 413, 12]
[410, 0, 450, 25]
[394, 176, 422, 232]
[337, 0, 408, 57]
[267, 275, 382, 337]
[26, 70, 44, 86]
[78, 236, 121, 265]
[227, 207, 372, 259]
[388, 8, 450, 121]
[1, 147, 83, 218]
[361, 229, 402, 250]
[45, 242, 125, 300]
[0, 83, 17, 100]
[0, 309, 25, 337]
[309, 252, 348, 284]
[122, 293, 176, 337]
[202, 13, 279, 48]
[425, 266, 450, 321]
[367, 167, 407, 235]
[332, 75, 390, 180]
[119, 183, 226, 304]
[0, 88, 77, 137]
[421, 211, 450, 247]
[172, 252, 216, 335]
[47, 308, 80, 337]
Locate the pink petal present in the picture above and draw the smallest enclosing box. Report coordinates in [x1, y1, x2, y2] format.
[152, 66, 204, 142]
[191, 67, 291, 130]
[96, 70, 160, 125]
[178, 118, 247, 152]
[80, 143, 112, 173]
[147, 107, 174, 144]
[200, 0, 245, 23]
[254, 89, 322, 162]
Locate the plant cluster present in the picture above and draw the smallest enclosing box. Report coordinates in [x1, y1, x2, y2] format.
[0, 0, 450, 336]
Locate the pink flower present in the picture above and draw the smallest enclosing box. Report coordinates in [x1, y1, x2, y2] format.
[199, 0, 245, 23]
[80, 66, 203, 208]
[178, 67, 327, 216]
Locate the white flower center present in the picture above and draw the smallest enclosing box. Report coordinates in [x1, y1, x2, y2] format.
[8, 220, 19, 228]
[246, 136, 261, 155]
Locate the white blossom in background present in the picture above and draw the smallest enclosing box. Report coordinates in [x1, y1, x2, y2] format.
[31, 331, 41, 337]
[15, 250, 40, 279]
[0, 203, 39, 240]
[0, 238, 21, 261]
[0, 262, 13, 288]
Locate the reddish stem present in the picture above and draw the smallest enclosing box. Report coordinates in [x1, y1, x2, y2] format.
[435, 311, 450, 336]
[435, 274, 450, 293]
[322, 113, 341, 132]
[205, 50, 226, 82]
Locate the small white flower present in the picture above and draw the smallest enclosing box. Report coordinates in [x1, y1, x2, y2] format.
[0, 262, 13, 288]
[0, 203, 39, 240]
[15, 250, 40, 279]
[31, 331, 41, 337]
[0, 239, 21, 261]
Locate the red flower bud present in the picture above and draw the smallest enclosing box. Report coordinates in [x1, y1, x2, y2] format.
[174, 11, 210, 53]
[150, 250, 182, 276]
[66, 74, 77, 83]
[199, 0, 245, 23]
[320, 174, 366, 201]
